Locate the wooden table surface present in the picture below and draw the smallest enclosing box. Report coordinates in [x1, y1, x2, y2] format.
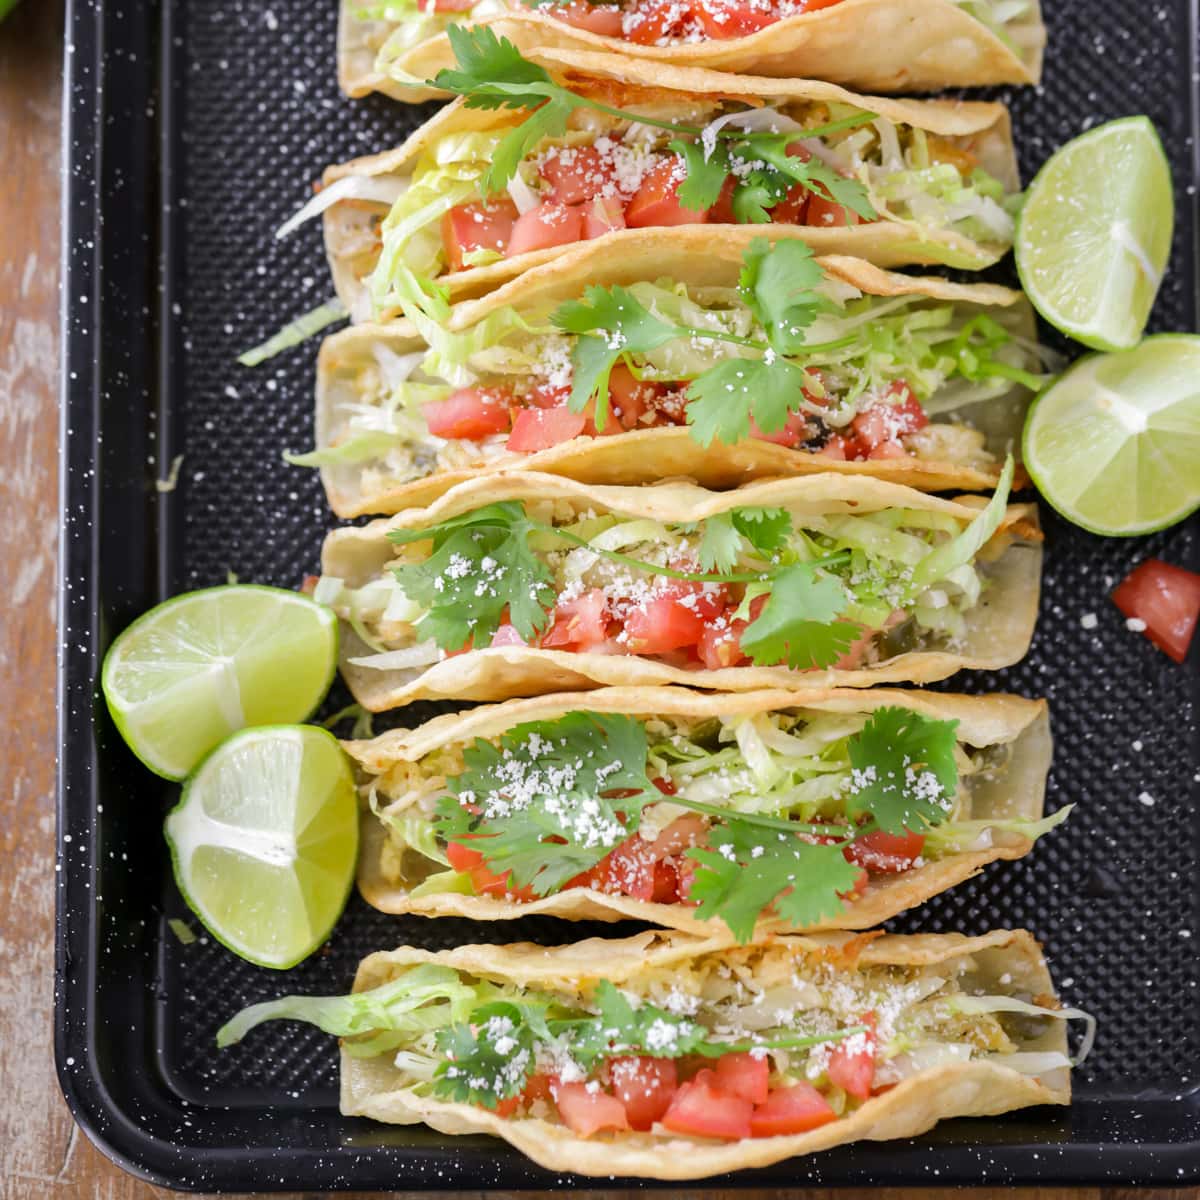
[0, 4, 1190, 1199]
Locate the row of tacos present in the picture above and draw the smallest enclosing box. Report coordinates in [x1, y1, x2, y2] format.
[217, 20, 1086, 1179]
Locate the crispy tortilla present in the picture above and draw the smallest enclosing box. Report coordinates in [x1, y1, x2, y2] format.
[340, 927, 1068, 1179]
[320, 472, 1043, 710]
[315, 243, 1035, 517]
[347, 685, 1053, 931]
[323, 75, 1018, 312]
[338, 0, 1045, 101]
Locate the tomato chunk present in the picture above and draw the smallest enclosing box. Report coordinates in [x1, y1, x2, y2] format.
[626, 157, 707, 228]
[607, 362, 668, 429]
[539, 146, 619, 206]
[549, 0, 626, 35]
[507, 406, 588, 452]
[661, 1070, 753, 1140]
[541, 588, 610, 650]
[827, 1013, 877, 1100]
[622, 0, 684, 44]
[749, 1082, 837, 1137]
[608, 1056, 678, 1130]
[806, 191, 862, 228]
[445, 840, 484, 872]
[1112, 558, 1200, 664]
[714, 1052, 769, 1106]
[506, 201, 584, 258]
[845, 828, 925, 873]
[583, 194, 627, 240]
[552, 1082, 630, 1136]
[694, 0, 778, 37]
[749, 410, 811, 447]
[441, 197, 519, 272]
[424, 387, 512, 440]
[432, 0, 474, 10]
[622, 594, 707, 654]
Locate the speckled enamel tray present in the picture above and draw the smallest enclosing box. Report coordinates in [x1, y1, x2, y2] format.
[56, 0, 1200, 1189]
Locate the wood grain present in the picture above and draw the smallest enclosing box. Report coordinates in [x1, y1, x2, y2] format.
[0, 3, 1189, 1199]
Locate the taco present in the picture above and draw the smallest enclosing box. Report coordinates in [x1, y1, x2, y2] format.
[307, 42, 1023, 315]
[348, 685, 1063, 939]
[340, 0, 1045, 101]
[299, 237, 1043, 517]
[313, 467, 1042, 710]
[217, 927, 1088, 1179]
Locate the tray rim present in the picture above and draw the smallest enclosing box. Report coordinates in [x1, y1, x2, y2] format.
[53, 0, 1200, 1190]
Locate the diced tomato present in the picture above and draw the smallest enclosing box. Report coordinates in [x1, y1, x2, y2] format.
[714, 1052, 769, 1106]
[552, 1081, 630, 1136]
[651, 859, 680, 902]
[549, 0, 626, 35]
[622, 594, 707, 654]
[847, 384, 926, 459]
[661, 1069, 753, 1140]
[817, 433, 849, 460]
[697, 594, 766, 670]
[607, 363, 668, 429]
[491, 1095, 521, 1117]
[506, 201, 584, 258]
[597, 836, 658, 900]
[708, 175, 737, 224]
[507, 406, 588, 452]
[441, 197, 519, 273]
[845, 828, 925, 873]
[749, 1082, 837, 1137]
[523, 1073, 558, 1105]
[528, 381, 572, 409]
[799, 0, 843, 7]
[623, 0, 684, 44]
[626, 157, 707, 228]
[770, 183, 812, 225]
[675, 853, 700, 902]
[541, 588, 610, 650]
[694, 0, 777, 38]
[432, 0, 474, 10]
[647, 812, 708, 857]
[539, 146, 619, 206]
[806, 191, 862, 228]
[1112, 558, 1200, 664]
[445, 840, 485, 872]
[608, 1056, 678, 1130]
[827, 1014, 877, 1100]
[749, 410, 811, 447]
[583, 194, 627, 239]
[424, 387, 512, 440]
[652, 775, 678, 796]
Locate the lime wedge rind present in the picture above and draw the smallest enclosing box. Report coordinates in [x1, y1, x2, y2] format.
[1023, 335, 1200, 537]
[1015, 116, 1174, 353]
[164, 725, 359, 969]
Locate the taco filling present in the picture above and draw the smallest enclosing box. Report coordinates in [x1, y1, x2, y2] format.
[357, 701, 1066, 939]
[319, 34, 1022, 310]
[218, 932, 1090, 1150]
[299, 240, 1042, 501]
[351, 0, 1036, 59]
[316, 459, 1024, 681]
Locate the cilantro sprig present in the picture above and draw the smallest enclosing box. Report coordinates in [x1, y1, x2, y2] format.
[553, 238, 833, 444]
[432, 708, 961, 943]
[387, 496, 862, 669]
[426, 27, 875, 221]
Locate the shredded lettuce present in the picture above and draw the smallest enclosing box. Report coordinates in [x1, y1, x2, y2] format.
[951, 994, 1096, 1066]
[238, 299, 348, 367]
[923, 805, 1073, 855]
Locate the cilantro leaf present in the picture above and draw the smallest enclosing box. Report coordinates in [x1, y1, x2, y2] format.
[567, 982, 710, 1068]
[485, 97, 574, 195]
[733, 507, 793, 556]
[845, 707, 960, 835]
[554, 285, 678, 427]
[731, 169, 790, 225]
[431, 26, 561, 109]
[671, 138, 731, 213]
[734, 134, 876, 224]
[739, 237, 824, 356]
[434, 1000, 536, 1108]
[697, 514, 743, 574]
[686, 820, 862, 942]
[437, 713, 659, 894]
[697, 507, 794, 572]
[686, 357, 812, 446]
[387, 502, 555, 649]
[739, 563, 857, 670]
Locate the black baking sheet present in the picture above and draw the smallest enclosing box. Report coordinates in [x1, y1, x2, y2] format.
[56, 0, 1200, 1189]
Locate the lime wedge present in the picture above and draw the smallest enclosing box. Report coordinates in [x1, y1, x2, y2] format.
[164, 725, 358, 968]
[1015, 116, 1174, 352]
[1022, 334, 1200, 536]
[101, 585, 338, 780]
